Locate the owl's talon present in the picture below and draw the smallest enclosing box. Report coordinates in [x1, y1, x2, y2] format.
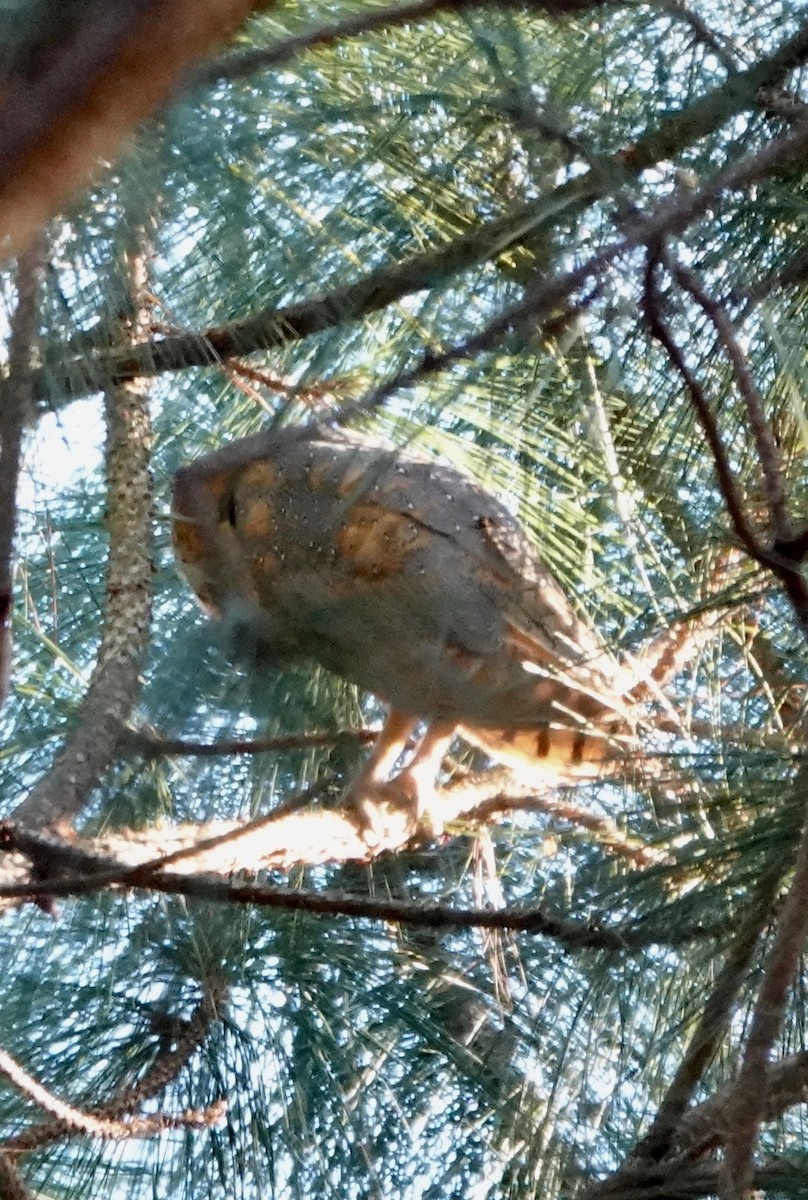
[344, 776, 444, 843]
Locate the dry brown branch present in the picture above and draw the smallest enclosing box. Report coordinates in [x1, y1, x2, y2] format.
[472, 788, 668, 867]
[0, 1045, 142, 1139]
[12, 239, 154, 832]
[0, 0, 261, 258]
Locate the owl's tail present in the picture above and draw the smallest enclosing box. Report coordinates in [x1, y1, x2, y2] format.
[458, 710, 634, 781]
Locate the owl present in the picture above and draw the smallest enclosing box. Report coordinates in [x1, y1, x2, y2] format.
[172, 426, 636, 827]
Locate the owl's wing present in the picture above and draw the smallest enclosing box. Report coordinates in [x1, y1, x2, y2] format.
[312, 429, 627, 704]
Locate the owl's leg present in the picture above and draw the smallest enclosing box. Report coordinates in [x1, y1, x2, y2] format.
[386, 721, 456, 827]
[347, 709, 419, 796]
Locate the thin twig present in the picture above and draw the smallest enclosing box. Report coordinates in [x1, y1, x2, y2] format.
[671, 258, 790, 541]
[125, 726, 376, 758]
[642, 248, 767, 562]
[644, 248, 808, 639]
[655, 0, 742, 74]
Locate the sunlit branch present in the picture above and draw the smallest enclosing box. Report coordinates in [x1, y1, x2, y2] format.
[0, 822, 718, 950]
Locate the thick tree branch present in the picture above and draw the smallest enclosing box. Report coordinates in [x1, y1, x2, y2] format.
[0, 242, 43, 710]
[676, 1050, 808, 1154]
[0, 833, 630, 950]
[12, 240, 154, 831]
[0, 1154, 33, 1200]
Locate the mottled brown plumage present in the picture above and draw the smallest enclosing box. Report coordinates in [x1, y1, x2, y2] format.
[172, 426, 635, 823]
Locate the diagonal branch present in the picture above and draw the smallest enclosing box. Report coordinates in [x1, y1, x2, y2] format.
[631, 861, 786, 1165]
[4, 979, 228, 1153]
[202, 0, 622, 84]
[39, 15, 808, 410]
[642, 247, 769, 565]
[670, 259, 790, 542]
[644, 247, 808, 641]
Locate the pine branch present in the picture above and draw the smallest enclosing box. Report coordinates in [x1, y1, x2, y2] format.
[0, 241, 43, 711]
[3, 979, 228, 1153]
[36, 14, 808, 410]
[12, 235, 154, 831]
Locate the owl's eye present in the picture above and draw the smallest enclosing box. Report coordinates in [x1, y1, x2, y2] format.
[223, 492, 238, 528]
